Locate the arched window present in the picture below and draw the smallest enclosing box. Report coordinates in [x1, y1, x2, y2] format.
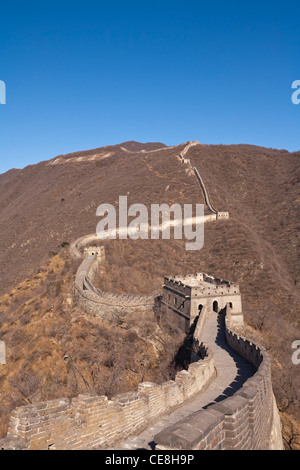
[198, 304, 203, 313]
[213, 300, 218, 313]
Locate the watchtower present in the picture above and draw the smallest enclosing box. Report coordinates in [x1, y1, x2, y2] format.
[84, 246, 105, 262]
[161, 272, 243, 332]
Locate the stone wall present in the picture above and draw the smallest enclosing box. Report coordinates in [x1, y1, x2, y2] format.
[190, 164, 218, 215]
[70, 234, 99, 259]
[153, 311, 283, 450]
[179, 141, 230, 220]
[74, 251, 157, 321]
[0, 308, 282, 451]
[0, 339, 215, 450]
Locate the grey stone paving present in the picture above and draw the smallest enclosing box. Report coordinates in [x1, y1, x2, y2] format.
[108, 312, 255, 450]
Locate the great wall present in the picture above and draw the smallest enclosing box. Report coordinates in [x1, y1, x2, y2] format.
[73, 244, 156, 322]
[0, 142, 284, 450]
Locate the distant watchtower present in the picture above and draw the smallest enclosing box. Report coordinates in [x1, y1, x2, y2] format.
[84, 246, 105, 262]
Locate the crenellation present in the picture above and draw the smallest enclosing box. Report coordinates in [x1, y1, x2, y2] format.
[217, 212, 230, 219]
[0, 333, 214, 450]
[74, 249, 157, 318]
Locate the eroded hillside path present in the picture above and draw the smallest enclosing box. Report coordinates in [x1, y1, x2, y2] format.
[107, 312, 255, 450]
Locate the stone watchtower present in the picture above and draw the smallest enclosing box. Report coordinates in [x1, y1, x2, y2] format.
[161, 273, 243, 332]
[84, 246, 105, 262]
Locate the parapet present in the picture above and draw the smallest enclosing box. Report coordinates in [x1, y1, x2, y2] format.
[163, 277, 192, 296]
[0, 333, 215, 450]
[217, 212, 229, 219]
[74, 247, 157, 319]
[154, 310, 283, 451]
[163, 273, 240, 297]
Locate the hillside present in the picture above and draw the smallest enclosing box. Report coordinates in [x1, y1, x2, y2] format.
[0, 169, 20, 187]
[0, 140, 299, 448]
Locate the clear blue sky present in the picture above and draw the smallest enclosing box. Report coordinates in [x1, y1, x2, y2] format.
[0, 0, 299, 173]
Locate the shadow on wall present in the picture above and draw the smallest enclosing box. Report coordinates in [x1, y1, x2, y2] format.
[171, 315, 201, 372]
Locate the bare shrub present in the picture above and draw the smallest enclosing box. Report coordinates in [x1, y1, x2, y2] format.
[9, 371, 41, 405]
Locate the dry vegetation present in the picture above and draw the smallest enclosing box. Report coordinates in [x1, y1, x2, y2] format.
[0, 247, 184, 438]
[0, 140, 299, 448]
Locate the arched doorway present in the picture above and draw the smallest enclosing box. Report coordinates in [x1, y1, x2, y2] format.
[213, 300, 218, 313]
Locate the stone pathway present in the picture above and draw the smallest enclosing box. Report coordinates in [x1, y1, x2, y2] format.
[107, 312, 255, 450]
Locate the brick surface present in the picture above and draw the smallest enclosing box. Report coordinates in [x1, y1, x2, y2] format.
[0, 302, 281, 451]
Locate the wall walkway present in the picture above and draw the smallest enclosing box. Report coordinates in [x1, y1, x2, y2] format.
[107, 310, 256, 450]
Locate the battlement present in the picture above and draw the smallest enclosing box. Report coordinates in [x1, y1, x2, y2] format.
[217, 212, 229, 219]
[154, 309, 282, 451]
[0, 332, 215, 450]
[162, 273, 243, 332]
[0, 305, 283, 450]
[164, 273, 239, 297]
[74, 246, 157, 320]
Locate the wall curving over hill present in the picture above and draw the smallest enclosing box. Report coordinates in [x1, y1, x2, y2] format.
[72, 235, 157, 321]
[0, 140, 289, 450]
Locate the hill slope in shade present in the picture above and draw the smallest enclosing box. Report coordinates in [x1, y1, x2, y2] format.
[0, 140, 299, 448]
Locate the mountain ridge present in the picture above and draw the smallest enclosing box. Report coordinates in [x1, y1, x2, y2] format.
[0, 140, 299, 448]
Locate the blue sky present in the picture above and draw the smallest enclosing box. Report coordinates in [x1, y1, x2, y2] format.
[0, 1, 299, 173]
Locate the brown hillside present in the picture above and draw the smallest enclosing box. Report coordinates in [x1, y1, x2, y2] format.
[0, 140, 299, 448]
[0, 168, 20, 187]
[114, 141, 167, 152]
